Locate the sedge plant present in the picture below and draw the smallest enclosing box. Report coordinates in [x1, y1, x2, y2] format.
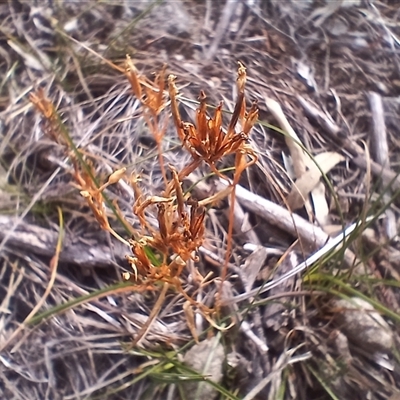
[29, 58, 259, 346]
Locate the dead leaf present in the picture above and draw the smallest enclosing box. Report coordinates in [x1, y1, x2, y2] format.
[287, 151, 344, 210]
[265, 97, 308, 179]
[311, 181, 329, 225]
[294, 59, 317, 90]
[240, 246, 268, 293]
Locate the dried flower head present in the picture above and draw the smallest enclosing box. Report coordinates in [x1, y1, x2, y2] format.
[125, 55, 167, 116]
[29, 88, 66, 145]
[127, 164, 206, 285]
[168, 62, 259, 182]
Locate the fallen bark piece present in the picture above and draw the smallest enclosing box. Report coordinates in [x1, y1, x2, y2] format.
[367, 91, 397, 240]
[333, 297, 393, 352]
[0, 215, 126, 267]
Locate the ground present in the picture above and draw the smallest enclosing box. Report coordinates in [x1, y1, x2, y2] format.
[1, 1, 400, 399]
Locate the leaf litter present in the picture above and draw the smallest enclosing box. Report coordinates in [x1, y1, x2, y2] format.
[1, 1, 400, 399]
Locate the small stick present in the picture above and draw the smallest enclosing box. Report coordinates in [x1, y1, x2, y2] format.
[219, 179, 357, 266]
[222, 218, 366, 306]
[205, 0, 240, 62]
[368, 92, 389, 168]
[219, 180, 326, 250]
[368, 92, 397, 240]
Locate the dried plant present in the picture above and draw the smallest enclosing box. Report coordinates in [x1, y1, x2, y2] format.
[127, 166, 205, 282]
[29, 59, 259, 345]
[167, 61, 259, 298]
[30, 88, 67, 146]
[125, 55, 169, 182]
[168, 62, 258, 186]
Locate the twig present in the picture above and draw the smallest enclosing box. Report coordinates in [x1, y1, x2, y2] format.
[368, 91, 397, 239]
[205, 0, 240, 62]
[241, 320, 269, 352]
[222, 218, 367, 306]
[368, 92, 389, 168]
[220, 179, 361, 290]
[131, 282, 169, 347]
[220, 179, 331, 251]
